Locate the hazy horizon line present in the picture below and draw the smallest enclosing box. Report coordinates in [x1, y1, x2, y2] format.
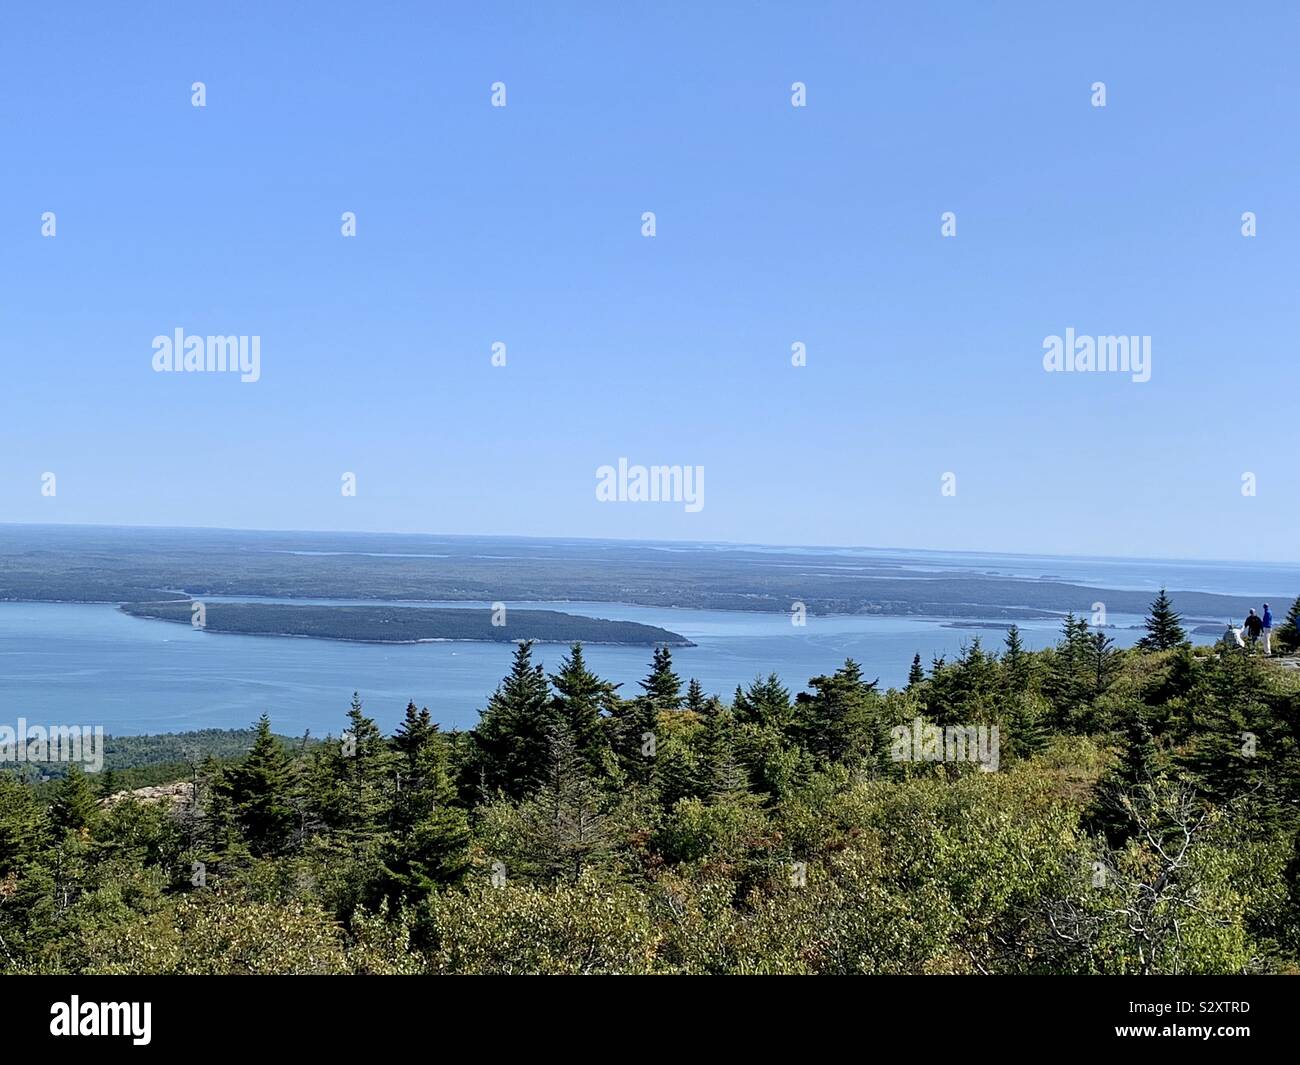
[3, 519, 1297, 571]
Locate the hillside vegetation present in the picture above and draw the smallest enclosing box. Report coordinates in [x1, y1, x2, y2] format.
[3, 594, 1299, 974]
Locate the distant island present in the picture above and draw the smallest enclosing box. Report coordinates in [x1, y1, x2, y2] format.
[119, 601, 694, 647]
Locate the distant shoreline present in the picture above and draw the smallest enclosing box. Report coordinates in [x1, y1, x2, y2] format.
[0, 525, 1290, 632]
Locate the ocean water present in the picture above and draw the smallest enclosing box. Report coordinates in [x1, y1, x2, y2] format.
[0, 546, 1290, 737]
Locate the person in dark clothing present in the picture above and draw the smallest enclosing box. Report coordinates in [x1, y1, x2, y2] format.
[1243, 609, 1264, 647]
[1262, 603, 1273, 655]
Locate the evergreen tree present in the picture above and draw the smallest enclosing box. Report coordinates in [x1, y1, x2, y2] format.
[1090, 702, 1164, 844]
[514, 721, 611, 882]
[1174, 652, 1286, 825]
[907, 653, 925, 689]
[1061, 612, 1091, 653]
[393, 794, 470, 897]
[685, 678, 707, 713]
[304, 694, 395, 855]
[607, 692, 660, 788]
[393, 701, 433, 769]
[640, 645, 682, 711]
[390, 702, 435, 831]
[604, 646, 685, 788]
[1002, 691, 1048, 762]
[732, 673, 792, 729]
[550, 643, 616, 777]
[699, 709, 752, 804]
[1045, 613, 1092, 724]
[1138, 588, 1187, 651]
[339, 693, 393, 836]
[1087, 631, 1119, 697]
[0, 774, 45, 876]
[378, 719, 470, 905]
[469, 642, 556, 801]
[730, 677, 799, 800]
[1276, 595, 1300, 654]
[96, 767, 119, 801]
[932, 638, 999, 726]
[1116, 705, 1161, 790]
[49, 765, 99, 837]
[1002, 625, 1031, 693]
[792, 659, 880, 768]
[218, 715, 295, 857]
[190, 754, 242, 869]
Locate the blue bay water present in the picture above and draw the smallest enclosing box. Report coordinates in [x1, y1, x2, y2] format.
[0, 545, 1291, 737]
[0, 596, 1147, 738]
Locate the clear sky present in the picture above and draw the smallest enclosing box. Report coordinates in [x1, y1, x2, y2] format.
[2, 1, 1296, 559]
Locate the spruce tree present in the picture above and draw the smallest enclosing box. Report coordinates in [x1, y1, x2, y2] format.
[1090, 702, 1163, 844]
[0, 773, 45, 875]
[1138, 588, 1187, 651]
[792, 659, 880, 767]
[1174, 651, 1284, 824]
[1002, 692, 1048, 762]
[219, 715, 295, 857]
[339, 693, 393, 837]
[393, 701, 434, 768]
[732, 673, 792, 729]
[515, 721, 611, 882]
[604, 646, 683, 788]
[699, 709, 751, 804]
[379, 722, 470, 905]
[391, 702, 435, 831]
[1002, 625, 1031, 693]
[685, 677, 707, 713]
[640, 645, 683, 711]
[470, 641, 556, 801]
[396, 794, 470, 896]
[550, 643, 616, 778]
[608, 692, 660, 788]
[192, 754, 242, 867]
[96, 767, 118, 801]
[49, 765, 99, 836]
[1277, 596, 1300, 654]
[1087, 631, 1119, 697]
[1046, 613, 1092, 723]
[939, 638, 999, 726]
[907, 653, 925, 689]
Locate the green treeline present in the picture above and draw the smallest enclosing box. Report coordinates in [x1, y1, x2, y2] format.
[3, 592, 1300, 974]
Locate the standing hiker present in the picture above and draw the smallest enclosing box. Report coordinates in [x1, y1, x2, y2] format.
[1262, 603, 1273, 655]
[1243, 609, 1264, 649]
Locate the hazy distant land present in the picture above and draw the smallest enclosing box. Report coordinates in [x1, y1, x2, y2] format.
[0, 524, 1285, 623]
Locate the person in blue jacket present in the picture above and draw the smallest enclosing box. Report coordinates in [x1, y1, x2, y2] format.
[1262, 603, 1273, 655]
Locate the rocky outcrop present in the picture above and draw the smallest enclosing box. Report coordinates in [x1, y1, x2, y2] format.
[100, 780, 194, 811]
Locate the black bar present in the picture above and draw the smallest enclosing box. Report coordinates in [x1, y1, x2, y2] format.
[2, 976, 1291, 1052]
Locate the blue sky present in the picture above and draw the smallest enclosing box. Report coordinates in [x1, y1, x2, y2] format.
[2, 1, 1296, 559]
